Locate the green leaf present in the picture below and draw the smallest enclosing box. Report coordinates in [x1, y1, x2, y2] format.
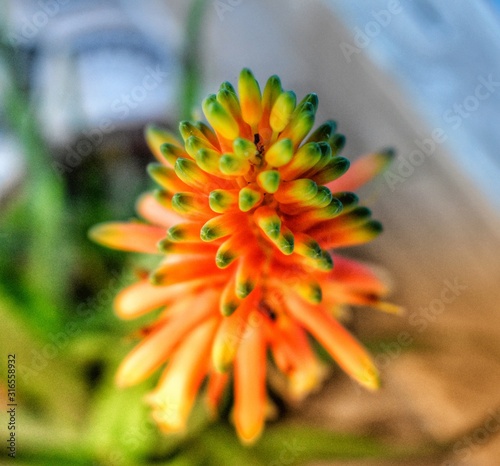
[252, 423, 439, 464]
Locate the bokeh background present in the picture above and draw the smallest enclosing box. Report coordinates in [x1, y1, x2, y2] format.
[1, 1, 500, 465]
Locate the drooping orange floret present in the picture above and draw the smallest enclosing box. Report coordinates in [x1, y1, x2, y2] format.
[89, 68, 398, 444]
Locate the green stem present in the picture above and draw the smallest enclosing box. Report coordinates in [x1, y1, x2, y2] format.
[179, 0, 209, 120]
[0, 36, 68, 333]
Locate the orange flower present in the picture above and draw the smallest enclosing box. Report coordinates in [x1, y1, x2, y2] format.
[90, 68, 398, 444]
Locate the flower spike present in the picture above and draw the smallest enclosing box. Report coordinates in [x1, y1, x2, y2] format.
[90, 69, 397, 443]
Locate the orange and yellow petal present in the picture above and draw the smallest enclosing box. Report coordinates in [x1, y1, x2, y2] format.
[89, 222, 165, 253]
[147, 316, 219, 432]
[284, 293, 379, 391]
[233, 312, 267, 444]
[116, 289, 219, 387]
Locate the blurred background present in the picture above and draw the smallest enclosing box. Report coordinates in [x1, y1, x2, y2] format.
[1, 0, 500, 465]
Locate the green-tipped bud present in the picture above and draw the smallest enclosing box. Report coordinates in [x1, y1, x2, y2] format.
[273, 178, 318, 204]
[312, 156, 350, 185]
[202, 94, 240, 140]
[153, 189, 172, 208]
[147, 163, 186, 192]
[295, 234, 323, 259]
[297, 281, 322, 304]
[239, 186, 263, 212]
[280, 107, 315, 147]
[217, 88, 242, 121]
[233, 137, 257, 159]
[295, 93, 319, 114]
[280, 142, 322, 180]
[307, 120, 337, 143]
[235, 281, 254, 299]
[276, 229, 294, 255]
[200, 215, 234, 242]
[269, 90, 296, 133]
[209, 189, 238, 213]
[316, 250, 334, 271]
[159, 143, 186, 166]
[238, 68, 262, 126]
[185, 135, 213, 158]
[261, 75, 283, 114]
[174, 158, 211, 189]
[256, 170, 281, 193]
[254, 206, 281, 240]
[171, 192, 207, 216]
[220, 153, 250, 176]
[216, 249, 236, 269]
[195, 121, 220, 148]
[334, 192, 359, 212]
[195, 148, 220, 175]
[179, 120, 204, 142]
[166, 223, 201, 242]
[265, 138, 293, 167]
[329, 133, 346, 155]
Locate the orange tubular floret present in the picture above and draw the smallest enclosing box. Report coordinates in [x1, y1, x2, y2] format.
[115, 280, 201, 319]
[89, 222, 166, 254]
[136, 193, 185, 228]
[284, 293, 379, 391]
[116, 289, 219, 387]
[234, 313, 266, 444]
[147, 317, 219, 432]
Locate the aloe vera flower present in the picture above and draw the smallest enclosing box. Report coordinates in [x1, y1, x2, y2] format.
[90, 68, 398, 444]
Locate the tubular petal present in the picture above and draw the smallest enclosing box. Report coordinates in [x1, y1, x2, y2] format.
[201, 213, 245, 242]
[150, 256, 221, 285]
[279, 142, 322, 181]
[273, 179, 318, 204]
[238, 186, 263, 212]
[328, 149, 395, 193]
[269, 90, 296, 133]
[147, 163, 191, 193]
[115, 280, 200, 319]
[319, 220, 383, 248]
[175, 158, 216, 191]
[147, 317, 219, 432]
[256, 170, 281, 193]
[136, 193, 185, 229]
[265, 138, 294, 167]
[202, 95, 240, 140]
[212, 293, 255, 370]
[116, 290, 218, 387]
[234, 314, 266, 444]
[206, 370, 230, 416]
[284, 294, 379, 390]
[238, 68, 263, 128]
[144, 125, 183, 164]
[253, 206, 281, 241]
[88, 222, 165, 253]
[235, 250, 264, 299]
[167, 222, 205, 242]
[209, 189, 239, 213]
